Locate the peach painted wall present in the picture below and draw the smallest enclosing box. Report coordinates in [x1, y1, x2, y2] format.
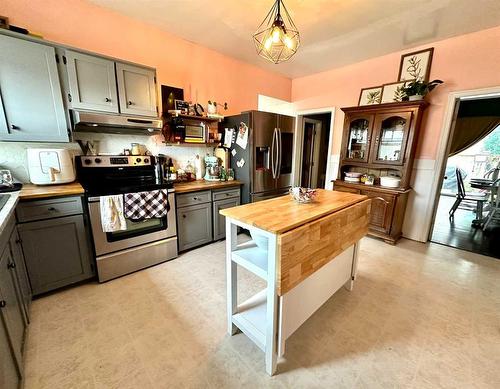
[2, 0, 291, 115]
[292, 26, 500, 160]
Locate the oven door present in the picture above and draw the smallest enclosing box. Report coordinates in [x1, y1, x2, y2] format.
[88, 191, 177, 256]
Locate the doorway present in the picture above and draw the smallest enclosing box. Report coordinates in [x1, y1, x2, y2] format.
[429, 96, 500, 258]
[297, 112, 332, 189]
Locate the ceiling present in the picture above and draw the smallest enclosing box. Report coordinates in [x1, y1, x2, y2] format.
[89, 0, 500, 78]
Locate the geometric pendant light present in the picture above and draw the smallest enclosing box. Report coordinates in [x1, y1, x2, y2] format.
[253, 0, 300, 64]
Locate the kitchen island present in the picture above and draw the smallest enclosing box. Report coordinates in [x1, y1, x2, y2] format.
[220, 189, 371, 375]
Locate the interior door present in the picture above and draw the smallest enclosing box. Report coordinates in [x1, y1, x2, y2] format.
[116, 63, 157, 117]
[66, 50, 119, 113]
[369, 112, 412, 165]
[252, 111, 278, 194]
[300, 118, 322, 188]
[0, 35, 68, 142]
[276, 114, 295, 190]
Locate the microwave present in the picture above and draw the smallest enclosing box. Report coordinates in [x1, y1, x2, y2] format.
[184, 124, 205, 143]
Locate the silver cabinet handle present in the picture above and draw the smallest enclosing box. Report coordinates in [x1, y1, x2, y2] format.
[11, 124, 20, 130]
[128, 101, 134, 106]
[105, 97, 111, 102]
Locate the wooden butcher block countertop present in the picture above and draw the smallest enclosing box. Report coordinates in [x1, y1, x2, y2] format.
[220, 189, 368, 234]
[174, 180, 242, 194]
[19, 182, 85, 200]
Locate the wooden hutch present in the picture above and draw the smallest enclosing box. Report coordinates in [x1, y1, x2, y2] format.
[333, 100, 428, 244]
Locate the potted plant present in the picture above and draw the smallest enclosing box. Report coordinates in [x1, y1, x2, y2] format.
[403, 79, 443, 100]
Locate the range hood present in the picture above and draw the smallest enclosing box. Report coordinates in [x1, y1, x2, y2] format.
[71, 110, 163, 135]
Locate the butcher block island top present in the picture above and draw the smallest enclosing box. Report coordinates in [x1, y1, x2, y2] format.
[220, 189, 368, 234]
[223, 189, 371, 375]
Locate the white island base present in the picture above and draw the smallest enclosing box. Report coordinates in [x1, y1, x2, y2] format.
[225, 219, 360, 376]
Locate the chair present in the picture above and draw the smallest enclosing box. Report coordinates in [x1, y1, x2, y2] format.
[449, 168, 489, 219]
[483, 178, 500, 230]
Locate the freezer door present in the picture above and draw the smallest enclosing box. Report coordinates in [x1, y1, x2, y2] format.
[252, 111, 278, 193]
[276, 114, 295, 190]
[251, 188, 290, 202]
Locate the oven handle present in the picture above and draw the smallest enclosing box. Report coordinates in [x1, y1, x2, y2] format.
[87, 188, 175, 202]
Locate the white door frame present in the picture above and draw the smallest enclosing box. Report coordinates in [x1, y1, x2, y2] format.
[293, 107, 336, 189]
[424, 86, 500, 241]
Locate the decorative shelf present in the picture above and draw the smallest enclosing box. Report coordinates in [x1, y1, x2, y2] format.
[167, 113, 222, 122]
[163, 141, 220, 147]
[232, 289, 267, 351]
[231, 241, 268, 280]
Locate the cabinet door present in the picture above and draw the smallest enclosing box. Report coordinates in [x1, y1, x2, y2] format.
[116, 63, 157, 117]
[361, 191, 395, 234]
[18, 215, 93, 295]
[177, 203, 212, 251]
[213, 198, 240, 241]
[369, 112, 412, 165]
[342, 114, 374, 163]
[9, 228, 32, 323]
[65, 50, 119, 113]
[0, 245, 26, 368]
[0, 312, 21, 389]
[0, 35, 68, 142]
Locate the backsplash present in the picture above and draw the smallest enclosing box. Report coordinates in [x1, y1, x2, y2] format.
[0, 133, 214, 183]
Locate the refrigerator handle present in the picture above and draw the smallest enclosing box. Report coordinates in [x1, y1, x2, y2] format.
[271, 128, 277, 179]
[277, 128, 282, 178]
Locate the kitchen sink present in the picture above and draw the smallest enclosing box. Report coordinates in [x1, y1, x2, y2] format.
[0, 194, 10, 212]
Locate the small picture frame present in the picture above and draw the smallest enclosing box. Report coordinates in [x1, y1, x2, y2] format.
[0, 15, 9, 30]
[381, 81, 411, 103]
[358, 86, 382, 106]
[174, 99, 189, 114]
[398, 48, 434, 82]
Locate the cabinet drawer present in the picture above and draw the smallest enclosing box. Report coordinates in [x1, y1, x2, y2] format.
[333, 185, 360, 194]
[176, 190, 211, 207]
[17, 196, 83, 223]
[213, 188, 241, 201]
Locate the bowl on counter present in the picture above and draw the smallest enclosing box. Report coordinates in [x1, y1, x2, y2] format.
[380, 176, 401, 188]
[289, 187, 317, 203]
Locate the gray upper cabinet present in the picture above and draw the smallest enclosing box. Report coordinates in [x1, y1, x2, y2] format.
[116, 63, 157, 117]
[66, 50, 119, 113]
[0, 35, 68, 142]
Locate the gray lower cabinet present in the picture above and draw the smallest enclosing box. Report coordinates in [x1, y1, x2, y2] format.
[0, 311, 21, 389]
[213, 197, 240, 240]
[177, 202, 213, 252]
[0, 243, 26, 378]
[17, 199, 94, 295]
[0, 34, 68, 142]
[9, 229, 32, 323]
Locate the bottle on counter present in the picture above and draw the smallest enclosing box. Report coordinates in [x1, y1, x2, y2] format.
[219, 166, 227, 181]
[194, 154, 203, 180]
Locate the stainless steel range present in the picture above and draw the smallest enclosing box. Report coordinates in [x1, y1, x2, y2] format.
[76, 155, 177, 282]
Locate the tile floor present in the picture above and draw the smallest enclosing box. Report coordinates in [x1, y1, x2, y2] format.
[24, 237, 500, 389]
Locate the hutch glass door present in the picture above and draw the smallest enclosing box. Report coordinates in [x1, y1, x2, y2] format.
[344, 115, 373, 163]
[370, 112, 412, 165]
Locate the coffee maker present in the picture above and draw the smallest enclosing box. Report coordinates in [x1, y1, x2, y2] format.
[204, 155, 220, 181]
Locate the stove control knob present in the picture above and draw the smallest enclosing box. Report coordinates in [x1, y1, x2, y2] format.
[144, 158, 149, 164]
[136, 158, 142, 163]
[84, 159, 92, 165]
[95, 158, 102, 164]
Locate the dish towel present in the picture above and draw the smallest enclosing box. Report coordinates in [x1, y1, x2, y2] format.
[124, 189, 170, 221]
[100, 195, 127, 232]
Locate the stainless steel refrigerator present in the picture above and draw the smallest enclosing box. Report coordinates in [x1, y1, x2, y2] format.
[224, 111, 295, 204]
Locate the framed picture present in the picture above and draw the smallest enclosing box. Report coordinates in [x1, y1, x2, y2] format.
[0, 15, 9, 29]
[358, 86, 382, 106]
[398, 48, 434, 82]
[381, 81, 411, 103]
[174, 99, 190, 114]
